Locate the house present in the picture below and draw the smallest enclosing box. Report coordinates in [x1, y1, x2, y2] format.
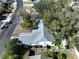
[19, 20, 54, 46]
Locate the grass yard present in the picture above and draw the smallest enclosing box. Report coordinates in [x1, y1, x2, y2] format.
[23, 51, 29, 59]
[2, 52, 9, 59]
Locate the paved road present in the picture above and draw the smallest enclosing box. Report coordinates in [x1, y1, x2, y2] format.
[0, 0, 23, 57]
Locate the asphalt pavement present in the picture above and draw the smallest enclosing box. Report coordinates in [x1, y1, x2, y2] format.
[0, 0, 23, 57]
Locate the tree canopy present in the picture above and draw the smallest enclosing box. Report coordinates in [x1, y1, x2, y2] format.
[5, 39, 29, 59]
[19, 9, 35, 30]
[34, 0, 79, 48]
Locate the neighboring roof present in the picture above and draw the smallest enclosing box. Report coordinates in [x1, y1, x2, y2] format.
[19, 20, 54, 45]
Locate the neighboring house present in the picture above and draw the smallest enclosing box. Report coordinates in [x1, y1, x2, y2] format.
[19, 20, 54, 46]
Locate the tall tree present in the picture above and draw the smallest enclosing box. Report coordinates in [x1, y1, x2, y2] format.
[19, 9, 35, 30]
[5, 39, 19, 55]
[5, 39, 29, 59]
[34, 0, 79, 48]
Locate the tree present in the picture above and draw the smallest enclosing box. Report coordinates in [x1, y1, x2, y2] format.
[0, 5, 5, 14]
[0, 0, 14, 14]
[34, 0, 79, 48]
[5, 39, 29, 59]
[19, 9, 35, 30]
[57, 51, 62, 59]
[5, 39, 29, 55]
[34, 0, 68, 16]
[5, 39, 19, 55]
[74, 37, 79, 51]
[9, 55, 19, 59]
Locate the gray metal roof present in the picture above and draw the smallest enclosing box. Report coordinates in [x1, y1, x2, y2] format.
[19, 20, 54, 45]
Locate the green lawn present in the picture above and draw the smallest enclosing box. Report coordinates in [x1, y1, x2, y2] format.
[23, 51, 29, 59]
[2, 52, 9, 59]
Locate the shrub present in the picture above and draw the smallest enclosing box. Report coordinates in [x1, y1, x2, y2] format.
[47, 45, 51, 49]
[38, 45, 42, 48]
[41, 51, 67, 59]
[9, 55, 19, 59]
[4, 39, 29, 59]
[0, 5, 5, 14]
[40, 51, 54, 58]
[33, 45, 38, 48]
